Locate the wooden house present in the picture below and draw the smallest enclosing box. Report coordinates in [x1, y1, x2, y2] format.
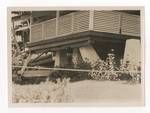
[19, 10, 140, 68]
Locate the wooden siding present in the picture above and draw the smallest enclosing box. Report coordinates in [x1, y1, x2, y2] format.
[73, 11, 90, 33]
[31, 24, 42, 42]
[121, 13, 140, 37]
[93, 11, 120, 34]
[43, 19, 56, 39]
[58, 13, 72, 35]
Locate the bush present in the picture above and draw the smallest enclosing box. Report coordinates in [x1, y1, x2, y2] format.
[49, 59, 92, 82]
[89, 55, 141, 82]
[12, 78, 72, 103]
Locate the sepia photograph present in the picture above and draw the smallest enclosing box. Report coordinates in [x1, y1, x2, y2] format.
[8, 7, 144, 106]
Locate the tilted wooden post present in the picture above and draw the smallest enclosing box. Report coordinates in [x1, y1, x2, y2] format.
[17, 52, 31, 76]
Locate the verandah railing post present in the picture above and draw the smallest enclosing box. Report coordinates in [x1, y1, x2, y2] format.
[71, 12, 74, 33]
[56, 11, 60, 36]
[89, 10, 94, 30]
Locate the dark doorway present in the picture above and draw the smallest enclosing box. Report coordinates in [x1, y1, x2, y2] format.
[93, 40, 126, 66]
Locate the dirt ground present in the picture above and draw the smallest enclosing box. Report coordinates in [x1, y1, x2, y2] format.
[69, 80, 144, 106]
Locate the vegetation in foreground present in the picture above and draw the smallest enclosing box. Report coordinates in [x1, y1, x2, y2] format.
[12, 78, 72, 103]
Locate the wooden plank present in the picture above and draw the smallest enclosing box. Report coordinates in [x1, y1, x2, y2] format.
[23, 70, 52, 77]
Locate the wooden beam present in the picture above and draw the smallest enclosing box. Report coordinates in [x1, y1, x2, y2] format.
[15, 26, 29, 32]
[29, 49, 50, 63]
[27, 31, 91, 47]
[29, 40, 90, 53]
[30, 58, 54, 66]
[29, 37, 90, 51]
[28, 30, 140, 48]
[50, 41, 90, 51]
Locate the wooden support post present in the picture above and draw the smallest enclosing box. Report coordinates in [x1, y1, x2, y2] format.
[54, 51, 60, 67]
[79, 45, 100, 64]
[18, 53, 31, 76]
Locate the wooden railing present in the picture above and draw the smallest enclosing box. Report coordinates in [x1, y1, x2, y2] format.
[30, 11, 90, 42]
[30, 11, 140, 43]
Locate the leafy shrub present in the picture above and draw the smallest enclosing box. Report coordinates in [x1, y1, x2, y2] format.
[12, 78, 72, 103]
[49, 59, 92, 82]
[89, 55, 141, 83]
